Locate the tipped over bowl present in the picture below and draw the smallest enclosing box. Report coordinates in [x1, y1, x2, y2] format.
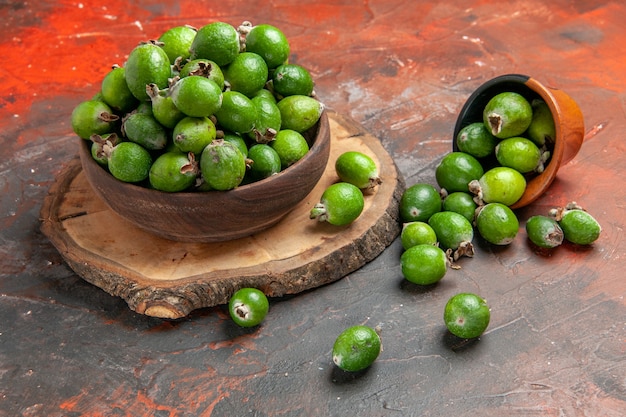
[453, 74, 584, 209]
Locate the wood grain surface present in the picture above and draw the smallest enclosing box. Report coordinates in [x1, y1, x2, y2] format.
[1, 1, 625, 416]
[40, 112, 403, 319]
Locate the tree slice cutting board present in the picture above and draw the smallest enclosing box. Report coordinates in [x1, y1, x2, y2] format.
[40, 111, 405, 319]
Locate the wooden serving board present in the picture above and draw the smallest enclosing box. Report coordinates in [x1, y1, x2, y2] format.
[40, 112, 405, 319]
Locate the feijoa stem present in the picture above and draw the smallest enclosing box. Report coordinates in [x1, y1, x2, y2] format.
[310, 203, 328, 222]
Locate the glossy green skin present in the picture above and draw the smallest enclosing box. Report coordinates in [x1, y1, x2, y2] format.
[125, 43, 171, 101]
[428, 211, 474, 250]
[249, 94, 282, 142]
[245, 24, 290, 69]
[312, 182, 364, 226]
[270, 129, 309, 169]
[149, 152, 197, 192]
[276, 95, 323, 133]
[71, 100, 117, 139]
[483, 92, 532, 139]
[225, 52, 269, 97]
[527, 100, 555, 146]
[335, 151, 378, 190]
[442, 192, 478, 223]
[247, 144, 282, 180]
[170, 76, 223, 118]
[495, 137, 541, 174]
[559, 210, 602, 245]
[399, 183, 442, 223]
[228, 288, 269, 327]
[444, 293, 490, 339]
[479, 167, 526, 206]
[173, 116, 216, 155]
[526, 215, 564, 248]
[436, 152, 484, 193]
[332, 325, 381, 372]
[400, 244, 448, 285]
[190, 22, 240, 66]
[222, 132, 249, 158]
[401, 221, 438, 250]
[123, 112, 168, 151]
[179, 59, 225, 90]
[158, 25, 197, 64]
[150, 90, 186, 129]
[200, 140, 246, 190]
[108, 142, 152, 183]
[214, 91, 258, 134]
[456, 122, 497, 158]
[476, 203, 519, 245]
[272, 63, 314, 97]
[101, 67, 138, 113]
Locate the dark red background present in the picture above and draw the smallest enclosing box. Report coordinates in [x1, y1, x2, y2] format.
[1, 1, 624, 416]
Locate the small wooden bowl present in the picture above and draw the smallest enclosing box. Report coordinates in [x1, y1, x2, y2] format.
[79, 111, 331, 242]
[453, 74, 584, 209]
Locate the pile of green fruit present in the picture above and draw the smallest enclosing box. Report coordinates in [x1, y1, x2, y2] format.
[71, 21, 323, 192]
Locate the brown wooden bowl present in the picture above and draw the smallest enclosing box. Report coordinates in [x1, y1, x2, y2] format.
[453, 74, 584, 209]
[79, 111, 331, 242]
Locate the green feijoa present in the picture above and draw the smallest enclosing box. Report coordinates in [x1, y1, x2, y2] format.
[495, 136, 541, 174]
[247, 143, 282, 181]
[483, 91, 533, 139]
[276, 95, 323, 133]
[189, 21, 240, 67]
[122, 112, 168, 151]
[158, 25, 197, 64]
[455, 122, 497, 158]
[428, 211, 474, 253]
[401, 221, 438, 250]
[399, 183, 442, 223]
[228, 288, 269, 328]
[525, 215, 564, 248]
[222, 131, 248, 157]
[89, 132, 121, 167]
[400, 244, 448, 285]
[435, 152, 484, 193]
[558, 208, 601, 245]
[214, 91, 258, 134]
[134, 101, 153, 116]
[125, 42, 171, 101]
[71, 100, 119, 139]
[444, 293, 490, 339]
[270, 129, 309, 169]
[310, 182, 364, 226]
[108, 142, 152, 183]
[200, 139, 246, 190]
[332, 325, 381, 372]
[335, 151, 382, 191]
[248, 94, 282, 143]
[146, 83, 186, 129]
[470, 166, 526, 206]
[527, 99, 555, 147]
[149, 151, 198, 192]
[272, 63, 314, 97]
[101, 66, 138, 113]
[442, 192, 478, 223]
[169, 76, 223, 118]
[179, 59, 225, 90]
[224, 52, 269, 97]
[475, 203, 519, 245]
[172, 116, 216, 155]
[244, 24, 290, 69]
[91, 141, 109, 166]
[251, 87, 277, 103]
